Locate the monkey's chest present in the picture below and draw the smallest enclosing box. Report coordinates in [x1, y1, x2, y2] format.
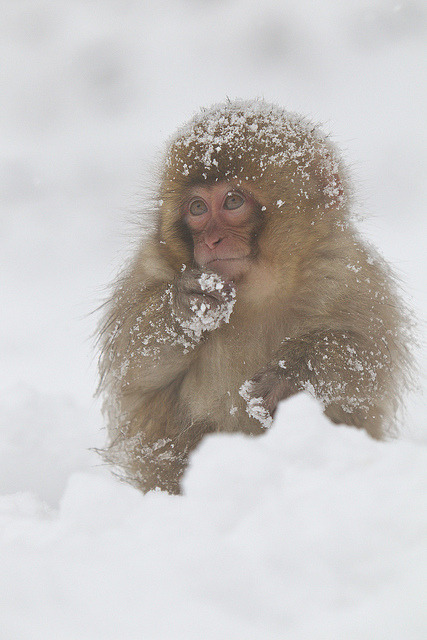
[180, 317, 281, 433]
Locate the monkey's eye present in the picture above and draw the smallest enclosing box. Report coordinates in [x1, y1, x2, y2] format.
[189, 198, 208, 216]
[224, 192, 244, 210]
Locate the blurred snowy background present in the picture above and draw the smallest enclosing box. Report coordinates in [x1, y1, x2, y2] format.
[1, 1, 426, 638]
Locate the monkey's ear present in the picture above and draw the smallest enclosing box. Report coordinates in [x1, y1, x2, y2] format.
[311, 147, 348, 209]
[321, 169, 346, 208]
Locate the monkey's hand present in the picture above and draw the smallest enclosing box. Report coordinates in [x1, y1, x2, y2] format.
[172, 269, 236, 340]
[240, 361, 300, 427]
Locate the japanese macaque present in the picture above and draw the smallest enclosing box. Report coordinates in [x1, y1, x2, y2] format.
[97, 99, 412, 494]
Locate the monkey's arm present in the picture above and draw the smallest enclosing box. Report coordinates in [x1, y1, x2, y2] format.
[99, 267, 235, 395]
[97, 267, 236, 494]
[246, 330, 390, 439]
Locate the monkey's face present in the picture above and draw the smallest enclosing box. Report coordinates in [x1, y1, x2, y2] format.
[181, 182, 260, 281]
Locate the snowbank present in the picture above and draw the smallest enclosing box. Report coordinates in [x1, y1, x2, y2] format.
[0, 385, 104, 504]
[1, 395, 426, 640]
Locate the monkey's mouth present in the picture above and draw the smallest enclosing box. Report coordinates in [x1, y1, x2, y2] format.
[205, 256, 250, 265]
[203, 256, 250, 279]
[205, 257, 249, 270]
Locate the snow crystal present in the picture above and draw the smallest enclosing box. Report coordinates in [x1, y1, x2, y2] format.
[178, 273, 236, 341]
[347, 262, 363, 273]
[239, 380, 273, 429]
[198, 272, 225, 293]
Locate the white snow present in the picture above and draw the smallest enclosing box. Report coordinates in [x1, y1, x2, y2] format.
[239, 380, 274, 429]
[178, 272, 236, 340]
[1, 396, 426, 640]
[1, 1, 426, 639]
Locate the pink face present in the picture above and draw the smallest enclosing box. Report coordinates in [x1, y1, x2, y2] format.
[182, 182, 258, 281]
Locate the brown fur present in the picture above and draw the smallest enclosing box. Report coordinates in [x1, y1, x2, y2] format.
[97, 100, 412, 493]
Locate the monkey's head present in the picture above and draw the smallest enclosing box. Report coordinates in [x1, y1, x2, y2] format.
[157, 99, 351, 281]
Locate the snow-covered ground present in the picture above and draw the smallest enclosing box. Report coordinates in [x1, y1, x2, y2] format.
[1, 1, 426, 638]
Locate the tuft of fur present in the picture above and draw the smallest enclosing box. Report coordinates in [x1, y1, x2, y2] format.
[97, 99, 413, 493]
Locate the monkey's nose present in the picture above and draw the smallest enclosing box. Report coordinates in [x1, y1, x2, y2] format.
[204, 234, 223, 250]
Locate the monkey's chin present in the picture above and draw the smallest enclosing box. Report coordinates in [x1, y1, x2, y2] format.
[204, 257, 250, 281]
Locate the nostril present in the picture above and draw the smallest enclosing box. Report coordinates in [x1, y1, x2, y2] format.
[205, 235, 223, 249]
